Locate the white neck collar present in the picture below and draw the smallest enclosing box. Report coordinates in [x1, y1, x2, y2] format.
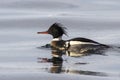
[52, 37, 62, 41]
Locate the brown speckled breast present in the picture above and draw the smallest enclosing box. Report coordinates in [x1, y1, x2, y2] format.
[51, 40, 66, 50]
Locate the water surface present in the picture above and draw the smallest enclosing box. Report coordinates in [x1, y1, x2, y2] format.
[0, 0, 120, 80]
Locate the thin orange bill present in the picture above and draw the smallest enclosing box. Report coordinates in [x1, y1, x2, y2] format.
[37, 31, 48, 34]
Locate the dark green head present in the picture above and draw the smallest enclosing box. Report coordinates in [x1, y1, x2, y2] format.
[38, 23, 67, 38]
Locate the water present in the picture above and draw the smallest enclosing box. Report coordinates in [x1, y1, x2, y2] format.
[0, 0, 120, 80]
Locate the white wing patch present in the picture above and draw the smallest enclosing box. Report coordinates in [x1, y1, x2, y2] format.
[69, 41, 99, 45]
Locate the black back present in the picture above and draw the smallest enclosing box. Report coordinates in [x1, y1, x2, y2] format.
[68, 37, 100, 44]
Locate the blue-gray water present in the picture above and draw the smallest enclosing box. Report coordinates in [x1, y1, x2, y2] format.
[0, 0, 120, 80]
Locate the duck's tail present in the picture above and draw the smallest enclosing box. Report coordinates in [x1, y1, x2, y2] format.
[100, 43, 110, 48]
[105, 44, 120, 52]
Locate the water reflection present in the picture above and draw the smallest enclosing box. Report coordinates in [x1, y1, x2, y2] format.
[38, 46, 108, 76]
[50, 50, 63, 73]
[38, 49, 63, 73]
[64, 69, 108, 77]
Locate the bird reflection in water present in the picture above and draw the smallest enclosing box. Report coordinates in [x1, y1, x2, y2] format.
[38, 47, 108, 77]
[49, 50, 63, 73]
[38, 49, 63, 73]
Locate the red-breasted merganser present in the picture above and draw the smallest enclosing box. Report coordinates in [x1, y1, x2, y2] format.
[37, 23, 109, 54]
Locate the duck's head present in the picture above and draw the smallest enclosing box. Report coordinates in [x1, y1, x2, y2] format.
[37, 23, 67, 38]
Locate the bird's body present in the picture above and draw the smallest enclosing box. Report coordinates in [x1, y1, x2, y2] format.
[38, 23, 109, 54]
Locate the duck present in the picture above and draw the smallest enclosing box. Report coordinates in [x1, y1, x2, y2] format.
[37, 23, 109, 54]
